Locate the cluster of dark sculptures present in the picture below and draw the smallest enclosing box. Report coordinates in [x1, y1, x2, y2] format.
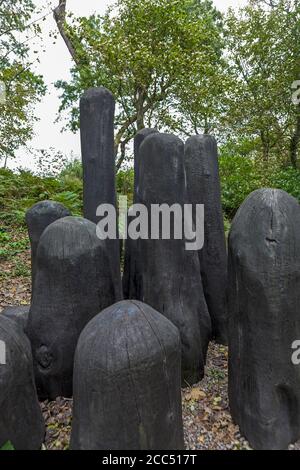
[0, 86, 299, 450]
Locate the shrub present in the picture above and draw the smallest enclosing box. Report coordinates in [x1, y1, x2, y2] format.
[219, 155, 300, 219]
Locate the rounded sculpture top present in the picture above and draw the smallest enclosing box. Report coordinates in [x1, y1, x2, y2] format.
[134, 128, 159, 147]
[229, 188, 300, 271]
[38, 216, 101, 261]
[185, 134, 217, 148]
[185, 134, 218, 177]
[140, 132, 183, 157]
[138, 133, 185, 204]
[26, 200, 70, 232]
[76, 300, 180, 375]
[81, 86, 115, 104]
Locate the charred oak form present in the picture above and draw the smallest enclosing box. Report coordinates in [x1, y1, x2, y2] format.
[0, 315, 44, 449]
[80, 86, 121, 293]
[1, 305, 29, 332]
[228, 189, 300, 450]
[80, 86, 116, 222]
[123, 128, 159, 300]
[25, 200, 70, 290]
[138, 133, 211, 384]
[185, 135, 228, 344]
[70, 300, 184, 450]
[27, 216, 122, 400]
[133, 128, 159, 204]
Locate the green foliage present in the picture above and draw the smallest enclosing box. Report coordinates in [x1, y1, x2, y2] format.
[58, 159, 135, 205]
[224, 0, 300, 166]
[60, 158, 83, 180]
[219, 155, 264, 218]
[0, 168, 83, 227]
[55, 0, 224, 167]
[0, 441, 14, 451]
[0, 227, 29, 260]
[219, 154, 300, 218]
[116, 168, 134, 205]
[54, 0, 300, 168]
[269, 167, 300, 202]
[0, 0, 46, 165]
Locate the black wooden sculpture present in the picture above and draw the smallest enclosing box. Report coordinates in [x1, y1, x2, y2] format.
[228, 188, 300, 450]
[1, 305, 29, 332]
[185, 135, 228, 344]
[25, 200, 70, 291]
[80, 87, 121, 294]
[0, 315, 45, 450]
[27, 216, 122, 400]
[70, 300, 184, 450]
[138, 133, 211, 384]
[123, 128, 158, 300]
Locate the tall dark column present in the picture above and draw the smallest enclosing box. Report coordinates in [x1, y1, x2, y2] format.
[138, 133, 211, 384]
[123, 128, 158, 299]
[80, 87, 121, 293]
[185, 135, 228, 344]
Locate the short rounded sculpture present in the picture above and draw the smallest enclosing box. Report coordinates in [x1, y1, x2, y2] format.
[26, 200, 70, 290]
[0, 315, 45, 449]
[70, 300, 184, 450]
[27, 216, 121, 400]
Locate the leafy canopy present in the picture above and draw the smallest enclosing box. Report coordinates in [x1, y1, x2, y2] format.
[0, 0, 46, 165]
[55, 0, 224, 167]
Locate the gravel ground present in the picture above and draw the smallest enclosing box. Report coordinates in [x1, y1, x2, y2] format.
[1, 246, 300, 451]
[39, 342, 251, 451]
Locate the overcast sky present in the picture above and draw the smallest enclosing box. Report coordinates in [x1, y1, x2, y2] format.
[11, 0, 247, 171]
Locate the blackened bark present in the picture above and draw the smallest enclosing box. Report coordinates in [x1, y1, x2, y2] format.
[138, 133, 211, 384]
[27, 216, 122, 400]
[26, 200, 70, 293]
[70, 300, 184, 450]
[123, 128, 158, 300]
[0, 315, 45, 449]
[80, 87, 122, 294]
[184, 135, 228, 344]
[228, 189, 300, 449]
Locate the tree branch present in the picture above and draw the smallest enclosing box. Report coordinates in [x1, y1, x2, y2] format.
[53, 0, 79, 65]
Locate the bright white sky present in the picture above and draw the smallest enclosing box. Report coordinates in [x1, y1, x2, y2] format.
[11, 0, 248, 171]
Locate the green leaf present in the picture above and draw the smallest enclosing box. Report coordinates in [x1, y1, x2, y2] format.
[1, 441, 14, 451]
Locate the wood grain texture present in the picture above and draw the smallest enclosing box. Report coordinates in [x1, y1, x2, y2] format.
[138, 133, 211, 385]
[80, 87, 121, 294]
[1, 305, 29, 332]
[0, 315, 45, 449]
[26, 200, 70, 292]
[27, 216, 122, 400]
[70, 300, 184, 450]
[228, 188, 300, 449]
[123, 128, 158, 300]
[185, 135, 228, 344]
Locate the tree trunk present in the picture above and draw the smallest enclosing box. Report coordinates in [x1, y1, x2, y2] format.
[3, 154, 8, 168]
[260, 130, 270, 162]
[136, 88, 145, 131]
[290, 105, 300, 169]
[53, 1, 79, 66]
